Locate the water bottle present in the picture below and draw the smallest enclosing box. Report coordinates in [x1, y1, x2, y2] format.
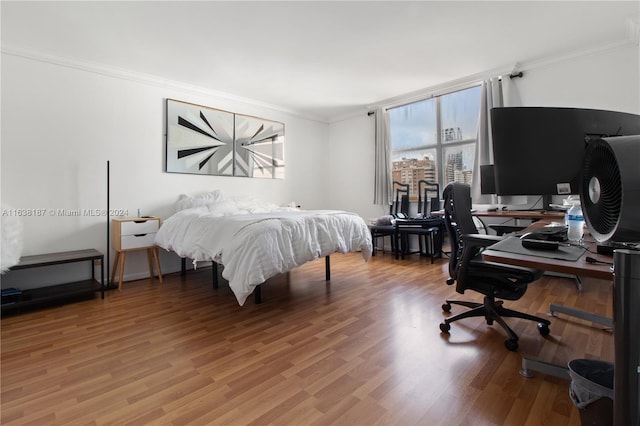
[566, 204, 584, 242]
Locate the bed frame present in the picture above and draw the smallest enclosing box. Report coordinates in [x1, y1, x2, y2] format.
[180, 255, 331, 304]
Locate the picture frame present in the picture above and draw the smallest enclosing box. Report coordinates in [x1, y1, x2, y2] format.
[165, 99, 285, 178]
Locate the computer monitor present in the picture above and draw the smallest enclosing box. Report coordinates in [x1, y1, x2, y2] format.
[490, 107, 640, 208]
[480, 164, 496, 195]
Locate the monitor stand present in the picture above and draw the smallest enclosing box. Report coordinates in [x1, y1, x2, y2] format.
[512, 194, 556, 212]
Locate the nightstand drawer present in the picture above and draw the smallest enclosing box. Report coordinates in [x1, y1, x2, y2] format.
[120, 232, 157, 250]
[120, 219, 159, 235]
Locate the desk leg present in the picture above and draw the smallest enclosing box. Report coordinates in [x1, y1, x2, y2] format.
[520, 356, 571, 380]
[548, 303, 613, 328]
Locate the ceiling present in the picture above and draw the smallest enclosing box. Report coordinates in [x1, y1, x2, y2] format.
[2, 1, 638, 122]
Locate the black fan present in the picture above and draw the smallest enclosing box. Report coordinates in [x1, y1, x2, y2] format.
[581, 136, 640, 242]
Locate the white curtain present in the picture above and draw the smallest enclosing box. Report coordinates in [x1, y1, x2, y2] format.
[471, 78, 504, 203]
[373, 107, 393, 205]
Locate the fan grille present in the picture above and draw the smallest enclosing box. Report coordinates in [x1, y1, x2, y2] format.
[582, 143, 621, 240]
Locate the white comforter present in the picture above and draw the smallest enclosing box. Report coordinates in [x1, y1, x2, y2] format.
[155, 207, 372, 305]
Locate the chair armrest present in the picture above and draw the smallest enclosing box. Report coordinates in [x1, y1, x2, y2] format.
[461, 233, 504, 248]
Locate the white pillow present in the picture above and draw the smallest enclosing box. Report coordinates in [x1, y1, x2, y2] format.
[176, 190, 225, 211]
[232, 195, 281, 212]
[206, 199, 240, 216]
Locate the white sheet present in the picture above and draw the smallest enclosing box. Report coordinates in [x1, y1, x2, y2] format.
[155, 207, 372, 305]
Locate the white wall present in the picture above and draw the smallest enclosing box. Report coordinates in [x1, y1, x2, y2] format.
[327, 113, 386, 222]
[504, 44, 639, 112]
[327, 43, 640, 217]
[1, 53, 330, 282]
[2, 42, 638, 285]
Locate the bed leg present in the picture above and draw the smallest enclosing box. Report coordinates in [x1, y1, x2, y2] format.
[254, 285, 262, 304]
[181, 258, 186, 276]
[325, 255, 330, 281]
[212, 261, 218, 289]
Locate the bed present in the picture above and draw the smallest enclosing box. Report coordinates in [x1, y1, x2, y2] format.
[154, 191, 373, 305]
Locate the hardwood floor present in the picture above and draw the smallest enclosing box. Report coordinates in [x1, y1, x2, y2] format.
[1, 252, 614, 425]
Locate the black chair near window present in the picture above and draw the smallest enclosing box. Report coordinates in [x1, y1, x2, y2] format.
[418, 179, 441, 217]
[370, 182, 409, 256]
[394, 180, 444, 263]
[439, 182, 551, 351]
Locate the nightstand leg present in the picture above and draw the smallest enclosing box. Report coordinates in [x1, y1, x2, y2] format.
[146, 249, 154, 281]
[110, 252, 120, 287]
[118, 252, 126, 291]
[144, 248, 163, 284]
[153, 247, 163, 283]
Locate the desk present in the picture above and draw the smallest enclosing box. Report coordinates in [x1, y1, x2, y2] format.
[483, 242, 612, 281]
[483, 220, 612, 322]
[484, 236, 640, 426]
[472, 210, 566, 220]
[432, 209, 566, 235]
[482, 225, 613, 381]
[475, 210, 566, 236]
[432, 209, 566, 220]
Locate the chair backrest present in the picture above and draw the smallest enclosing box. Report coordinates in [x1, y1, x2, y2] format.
[443, 182, 477, 282]
[418, 180, 440, 216]
[389, 181, 410, 216]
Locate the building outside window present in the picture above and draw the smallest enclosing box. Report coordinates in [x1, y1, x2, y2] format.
[389, 85, 482, 199]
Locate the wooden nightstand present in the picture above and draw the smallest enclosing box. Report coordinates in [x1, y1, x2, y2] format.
[111, 217, 162, 290]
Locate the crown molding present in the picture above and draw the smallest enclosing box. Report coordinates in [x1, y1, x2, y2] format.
[362, 38, 636, 115]
[2, 37, 634, 126]
[329, 108, 372, 124]
[1, 45, 330, 124]
[517, 39, 634, 74]
[365, 64, 513, 113]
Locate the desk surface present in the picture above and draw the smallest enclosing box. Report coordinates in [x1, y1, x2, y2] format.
[482, 222, 613, 280]
[473, 210, 566, 220]
[482, 246, 612, 280]
[432, 209, 566, 220]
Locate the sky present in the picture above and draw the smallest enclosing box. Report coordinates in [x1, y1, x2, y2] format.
[389, 85, 482, 169]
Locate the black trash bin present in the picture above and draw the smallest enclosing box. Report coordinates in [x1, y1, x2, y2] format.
[568, 359, 614, 426]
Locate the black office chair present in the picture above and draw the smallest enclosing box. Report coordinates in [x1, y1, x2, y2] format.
[395, 180, 444, 262]
[370, 182, 409, 256]
[439, 182, 551, 351]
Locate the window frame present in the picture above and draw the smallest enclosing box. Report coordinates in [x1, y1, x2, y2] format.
[388, 83, 482, 200]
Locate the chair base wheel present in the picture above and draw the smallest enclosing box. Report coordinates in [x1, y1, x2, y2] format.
[442, 303, 451, 313]
[537, 322, 550, 336]
[440, 322, 451, 333]
[505, 339, 519, 351]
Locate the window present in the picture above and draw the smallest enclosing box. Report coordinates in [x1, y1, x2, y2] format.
[389, 85, 482, 198]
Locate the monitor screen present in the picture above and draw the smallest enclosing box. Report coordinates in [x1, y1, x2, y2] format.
[480, 164, 496, 195]
[490, 107, 640, 198]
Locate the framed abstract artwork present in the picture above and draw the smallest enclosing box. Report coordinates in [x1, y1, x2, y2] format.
[165, 99, 285, 178]
[234, 113, 285, 179]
